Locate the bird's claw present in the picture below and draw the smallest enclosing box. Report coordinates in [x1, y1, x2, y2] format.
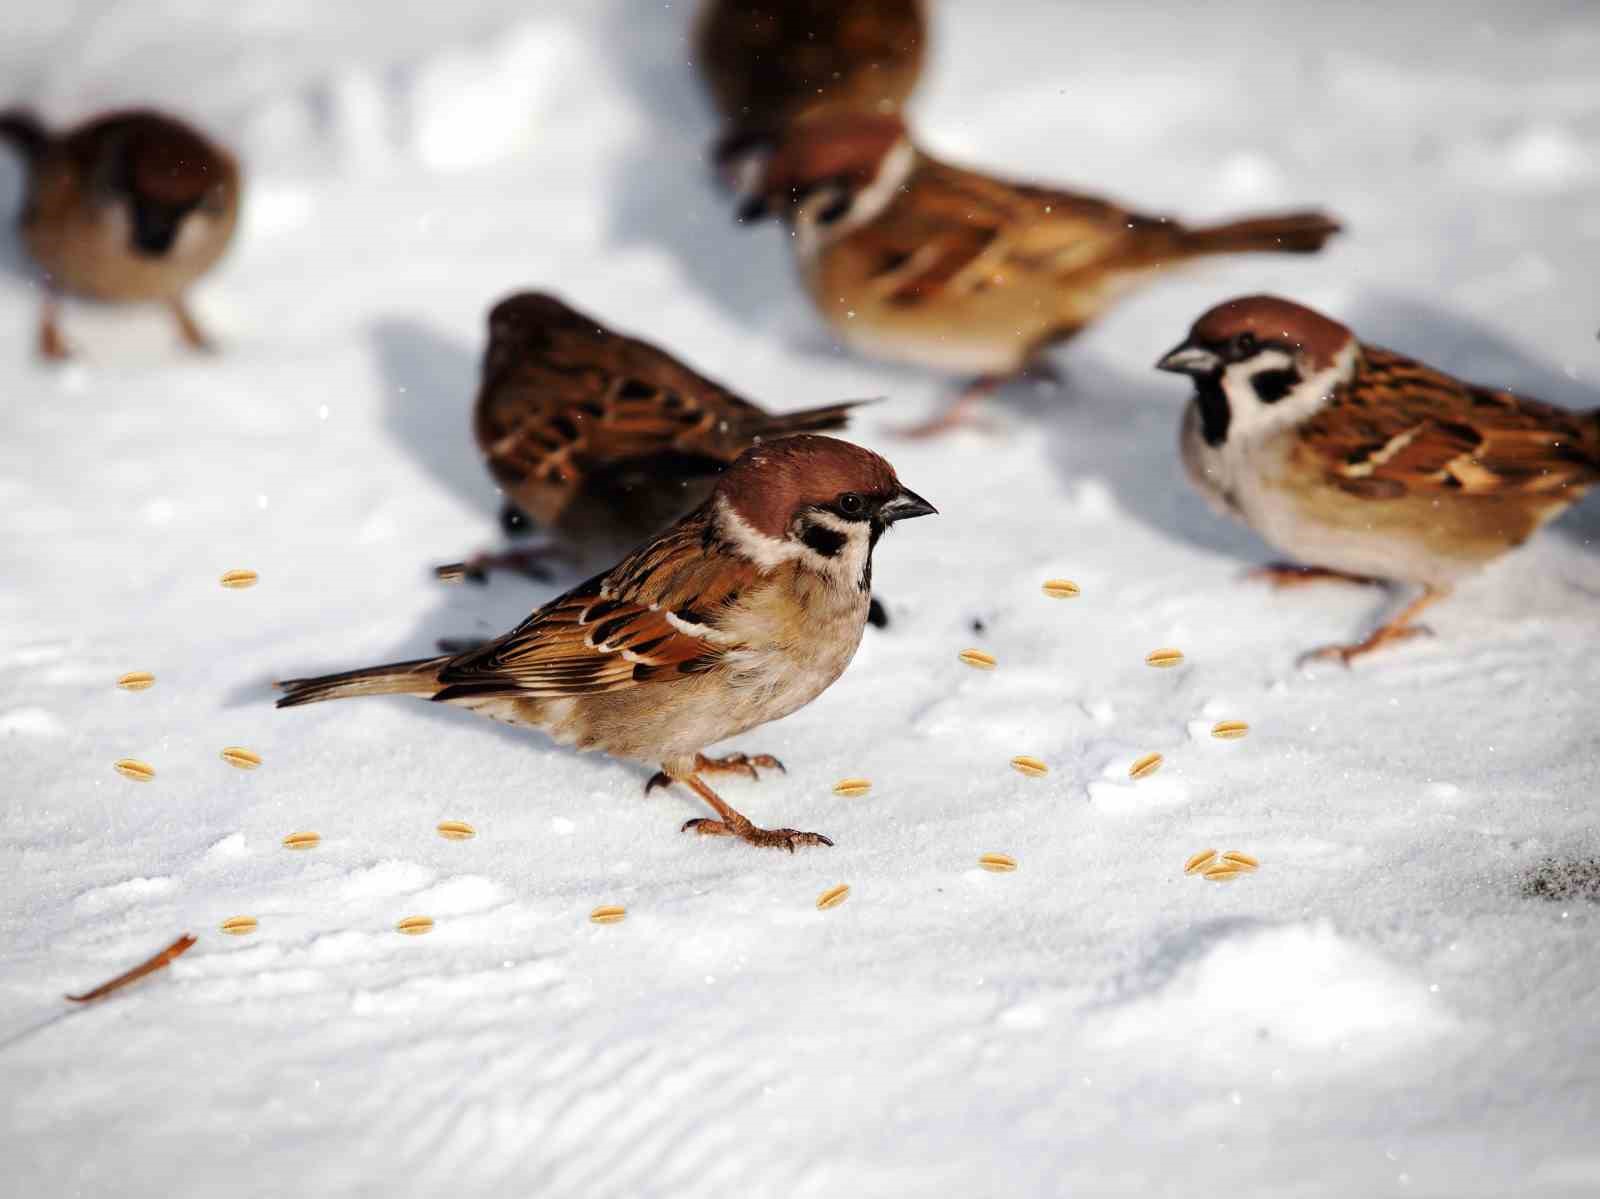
[680, 818, 832, 851]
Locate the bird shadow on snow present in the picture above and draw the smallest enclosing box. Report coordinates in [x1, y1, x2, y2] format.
[592, 1, 796, 333]
[368, 317, 495, 520]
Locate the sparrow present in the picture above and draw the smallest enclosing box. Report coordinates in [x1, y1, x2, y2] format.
[1157, 294, 1600, 663]
[694, 0, 926, 166]
[279, 435, 937, 851]
[437, 290, 868, 584]
[0, 108, 240, 359]
[736, 112, 1342, 435]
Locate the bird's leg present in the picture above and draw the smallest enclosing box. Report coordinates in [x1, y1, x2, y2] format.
[1250, 562, 1384, 588]
[895, 375, 1003, 439]
[38, 294, 70, 361]
[645, 751, 785, 794]
[170, 296, 215, 352]
[675, 773, 832, 853]
[1299, 586, 1448, 667]
[435, 542, 564, 584]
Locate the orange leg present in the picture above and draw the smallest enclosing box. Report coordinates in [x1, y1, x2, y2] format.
[1299, 586, 1449, 667]
[646, 756, 826, 852]
[170, 297, 215, 352]
[895, 375, 1003, 440]
[1250, 562, 1383, 588]
[38, 295, 70, 361]
[645, 752, 785, 795]
[435, 542, 564, 584]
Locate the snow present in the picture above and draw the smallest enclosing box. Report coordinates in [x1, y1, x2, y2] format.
[3, 1, 1600, 1195]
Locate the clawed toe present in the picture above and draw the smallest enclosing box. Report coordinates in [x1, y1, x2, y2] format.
[679, 817, 831, 851]
[1298, 624, 1433, 667]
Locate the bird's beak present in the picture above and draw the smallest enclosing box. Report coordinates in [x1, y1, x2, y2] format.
[880, 488, 938, 523]
[1156, 342, 1222, 376]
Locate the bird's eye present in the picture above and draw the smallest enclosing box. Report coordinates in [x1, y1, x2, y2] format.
[837, 492, 865, 515]
[1236, 332, 1259, 355]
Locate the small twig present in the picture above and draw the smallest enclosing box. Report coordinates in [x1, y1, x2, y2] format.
[65, 933, 196, 1004]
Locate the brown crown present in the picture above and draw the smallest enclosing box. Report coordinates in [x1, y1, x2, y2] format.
[758, 112, 908, 198]
[716, 434, 901, 536]
[1188, 295, 1353, 371]
[114, 112, 232, 205]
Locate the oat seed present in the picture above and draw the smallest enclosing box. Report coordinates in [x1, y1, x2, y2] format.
[959, 648, 998, 670]
[1042, 579, 1081, 599]
[219, 569, 259, 589]
[979, 853, 1018, 873]
[282, 831, 320, 850]
[116, 671, 155, 691]
[589, 905, 627, 924]
[1201, 865, 1248, 882]
[221, 746, 262, 770]
[1145, 648, 1185, 668]
[816, 884, 851, 910]
[114, 758, 155, 782]
[1010, 755, 1048, 778]
[832, 778, 871, 797]
[220, 915, 258, 935]
[396, 915, 434, 935]
[1211, 720, 1250, 740]
[436, 820, 476, 840]
[1129, 752, 1163, 780]
[1220, 851, 1259, 870]
[1184, 849, 1219, 875]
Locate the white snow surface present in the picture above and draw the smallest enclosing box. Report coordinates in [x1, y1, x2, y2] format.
[3, 2, 1600, 1196]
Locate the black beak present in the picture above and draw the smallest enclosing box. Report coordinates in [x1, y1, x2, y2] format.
[879, 488, 937, 524]
[1156, 341, 1222, 376]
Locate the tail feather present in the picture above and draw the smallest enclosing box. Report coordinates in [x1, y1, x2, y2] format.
[275, 656, 447, 709]
[750, 398, 876, 440]
[1177, 211, 1342, 258]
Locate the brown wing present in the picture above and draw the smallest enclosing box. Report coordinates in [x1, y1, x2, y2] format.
[862, 159, 1156, 306]
[474, 297, 768, 523]
[1301, 345, 1600, 499]
[431, 510, 754, 701]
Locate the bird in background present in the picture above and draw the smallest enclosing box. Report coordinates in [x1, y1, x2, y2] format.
[1158, 294, 1600, 663]
[437, 291, 869, 586]
[280, 435, 937, 852]
[0, 108, 239, 359]
[695, 0, 927, 174]
[735, 112, 1341, 436]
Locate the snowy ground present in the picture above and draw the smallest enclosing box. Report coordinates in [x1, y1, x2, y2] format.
[3, 2, 1600, 1195]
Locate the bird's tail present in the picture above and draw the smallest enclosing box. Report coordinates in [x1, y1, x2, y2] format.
[0, 108, 49, 168]
[275, 656, 447, 709]
[750, 398, 875, 440]
[1175, 211, 1342, 258]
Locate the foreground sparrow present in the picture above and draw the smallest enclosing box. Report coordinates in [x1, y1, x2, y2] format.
[439, 291, 866, 583]
[0, 108, 239, 359]
[738, 113, 1341, 435]
[280, 435, 936, 850]
[1157, 295, 1600, 663]
[695, 0, 926, 165]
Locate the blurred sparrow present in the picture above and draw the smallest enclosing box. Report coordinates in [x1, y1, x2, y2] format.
[695, 0, 926, 167]
[0, 108, 239, 359]
[738, 113, 1341, 435]
[438, 291, 867, 583]
[280, 435, 936, 851]
[1158, 295, 1600, 663]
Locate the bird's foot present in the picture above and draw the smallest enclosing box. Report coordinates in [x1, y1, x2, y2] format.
[894, 375, 1002, 439]
[435, 544, 561, 584]
[1249, 562, 1382, 589]
[38, 305, 71, 361]
[1298, 622, 1433, 667]
[171, 298, 216, 353]
[681, 816, 832, 852]
[645, 751, 785, 795]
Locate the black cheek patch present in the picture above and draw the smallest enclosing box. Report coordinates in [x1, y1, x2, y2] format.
[1250, 368, 1300, 405]
[1194, 375, 1231, 447]
[801, 524, 847, 558]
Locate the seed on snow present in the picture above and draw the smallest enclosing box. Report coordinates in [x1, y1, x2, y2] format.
[1211, 720, 1250, 740]
[219, 569, 259, 589]
[832, 778, 871, 797]
[1042, 579, 1081, 599]
[114, 758, 155, 782]
[979, 853, 1018, 873]
[221, 746, 262, 770]
[1184, 849, 1219, 875]
[220, 915, 258, 935]
[589, 905, 626, 925]
[281, 831, 320, 850]
[1145, 648, 1184, 668]
[959, 648, 997, 670]
[116, 671, 155, 691]
[815, 884, 851, 911]
[436, 820, 477, 840]
[1010, 755, 1048, 778]
[1129, 752, 1163, 780]
[396, 916, 435, 935]
[1220, 851, 1259, 871]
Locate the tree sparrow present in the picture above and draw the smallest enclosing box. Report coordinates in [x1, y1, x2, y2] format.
[737, 112, 1341, 435]
[1157, 295, 1600, 663]
[694, 0, 927, 168]
[437, 291, 868, 583]
[279, 435, 936, 851]
[0, 108, 239, 359]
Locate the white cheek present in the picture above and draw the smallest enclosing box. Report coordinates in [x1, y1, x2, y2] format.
[792, 138, 915, 261]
